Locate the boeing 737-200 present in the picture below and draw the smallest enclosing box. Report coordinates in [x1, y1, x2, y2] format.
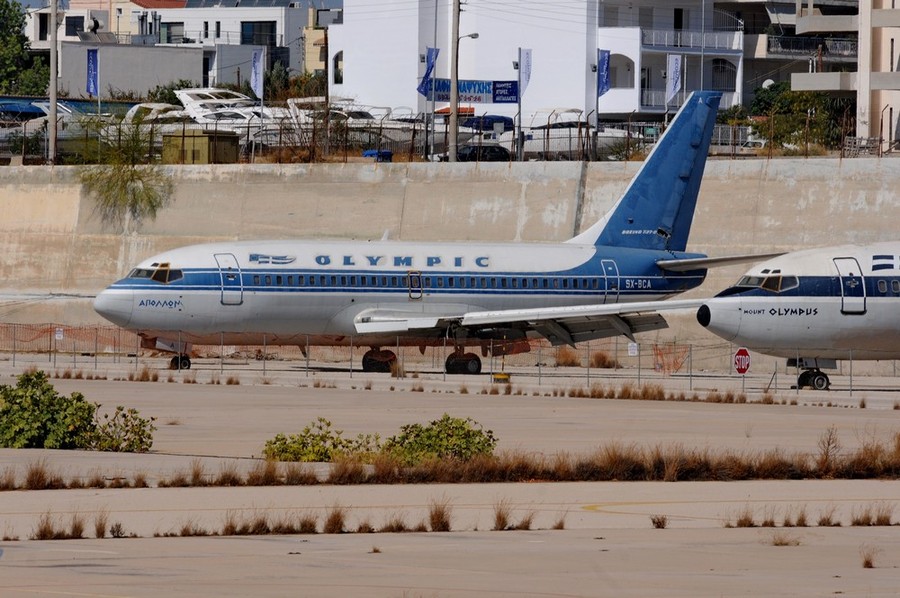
[697, 242, 900, 389]
[95, 91, 736, 374]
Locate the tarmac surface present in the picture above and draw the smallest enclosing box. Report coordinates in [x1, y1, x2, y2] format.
[1, 356, 900, 596]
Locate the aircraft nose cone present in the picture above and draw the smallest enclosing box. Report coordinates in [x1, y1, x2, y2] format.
[93, 288, 134, 327]
[697, 304, 711, 327]
[696, 298, 741, 342]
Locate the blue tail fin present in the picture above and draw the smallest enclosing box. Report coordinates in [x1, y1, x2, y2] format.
[567, 91, 722, 251]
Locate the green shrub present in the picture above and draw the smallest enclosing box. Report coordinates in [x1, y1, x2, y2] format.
[263, 417, 381, 462]
[383, 414, 497, 465]
[0, 370, 155, 452]
[0, 370, 96, 449]
[88, 406, 157, 453]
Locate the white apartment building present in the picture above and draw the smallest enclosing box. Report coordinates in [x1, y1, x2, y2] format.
[328, 0, 745, 122]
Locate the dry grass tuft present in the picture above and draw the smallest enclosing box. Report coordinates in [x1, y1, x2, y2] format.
[860, 544, 880, 568]
[590, 350, 619, 369]
[817, 505, 840, 527]
[323, 505, 347, 534]
[190, 459, 207, 487]
[390, 360, 406, 378]
[370, 545, 382, 553]
[226, 376, 241, 385]
[246, 460, 281, 486]
[0, 466, 17, 490]
[24, 459, 65, 490]
[771, 531, 801, 546]
[493, 499, 512, 531]
[650, 514, 668, 529]
[94, 510, 109, 539]
[514, 511, 536, 531]
[552, 513, 567, 530]
[555, 346, 581, 367]
[214, 462, 244, 487]
[734, 505, 756, 528]
[428, 497, 453, 532]
[380, 513, 409, 533]
[283, 463, 318, 485]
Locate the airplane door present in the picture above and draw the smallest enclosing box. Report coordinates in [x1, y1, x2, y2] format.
[407, 270, 423, 300]
[833, 257, 866, 314]
[601, 259, 620, 304]
[214, 253, 243, 306]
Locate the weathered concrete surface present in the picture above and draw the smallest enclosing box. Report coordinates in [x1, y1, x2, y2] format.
[1, 371, 900, 596]
[1, 158, 897, 336]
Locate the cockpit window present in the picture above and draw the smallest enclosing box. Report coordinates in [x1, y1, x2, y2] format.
[128, 263, 183, 284]
[736, 274, 798, 293]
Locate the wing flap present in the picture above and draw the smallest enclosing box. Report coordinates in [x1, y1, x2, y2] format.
[353, 299, 702, 342]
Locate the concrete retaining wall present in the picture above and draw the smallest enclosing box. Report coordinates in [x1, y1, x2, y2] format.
[1, 158, 898, 345]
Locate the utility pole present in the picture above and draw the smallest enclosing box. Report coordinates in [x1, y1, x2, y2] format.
[49, 0, 58, 164]
[448, 0, 460, 162]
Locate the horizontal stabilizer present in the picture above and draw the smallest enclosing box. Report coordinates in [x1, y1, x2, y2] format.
[657, 252, 786, 272]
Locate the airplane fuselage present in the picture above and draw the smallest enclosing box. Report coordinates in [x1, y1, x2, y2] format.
[97, 238, 706, 348]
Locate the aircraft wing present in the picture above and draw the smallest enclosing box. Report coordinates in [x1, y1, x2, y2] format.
[353, 298, 705, 345]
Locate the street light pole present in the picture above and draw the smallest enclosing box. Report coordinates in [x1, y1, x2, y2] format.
[448, 0, 461, 162]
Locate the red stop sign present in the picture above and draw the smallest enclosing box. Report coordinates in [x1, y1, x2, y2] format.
[733, 347, 751, 375]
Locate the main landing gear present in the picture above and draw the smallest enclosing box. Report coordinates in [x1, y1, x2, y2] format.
[798, 369, 830, 390]
[361, 349, 397, 373]
[169, 354, 192, 370]
[445, 351, 482, 375]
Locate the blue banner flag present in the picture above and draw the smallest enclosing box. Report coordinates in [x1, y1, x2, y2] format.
[417, 47, 440, 97]
[597, 49, 611, 97]
[86, 49, 99, 96]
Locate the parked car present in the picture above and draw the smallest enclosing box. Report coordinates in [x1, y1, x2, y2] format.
[455, 144, 511, 162]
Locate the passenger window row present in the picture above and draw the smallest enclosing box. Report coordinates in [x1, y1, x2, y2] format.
[248, 273, 607, 290]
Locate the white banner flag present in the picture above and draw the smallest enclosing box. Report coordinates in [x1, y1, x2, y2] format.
[519, 48, 533, 95]
[250, 49, 264, 100]
[665, 54, 682, 105]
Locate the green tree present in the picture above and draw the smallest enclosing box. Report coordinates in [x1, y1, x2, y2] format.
[80, 107, 174, 227]
[749, 81, 852, 150]
[0, 1, 49, 95]
[0, 0, 32, 94]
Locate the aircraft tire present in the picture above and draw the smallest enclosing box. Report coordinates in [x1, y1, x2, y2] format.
[362, 350, 395, 373]
[797, 371, 811, 389]
[179, 356, 192, 370]
[463, 353, 482, 375]
[810, 372, 830, 391]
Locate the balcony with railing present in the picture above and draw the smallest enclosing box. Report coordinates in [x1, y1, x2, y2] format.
[767, 35, 857, 60]
[641, 28, 743, 52]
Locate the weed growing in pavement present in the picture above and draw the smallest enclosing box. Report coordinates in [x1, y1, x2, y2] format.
[650, 514, 668, 529]
[492, 499, 512, 531]
[771, 531, 801, 546]
[428, 497, 453, 532]
[323, 505, 347, 534]
[860, 544, 881, 568]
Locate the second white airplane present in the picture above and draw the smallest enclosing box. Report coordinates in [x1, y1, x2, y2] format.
[698, 241, 900, 389]
[95, 91, 736, 374]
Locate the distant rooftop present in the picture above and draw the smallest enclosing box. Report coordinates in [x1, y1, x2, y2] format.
[132, 0, 188, 8]
[184, 0, 302, 7]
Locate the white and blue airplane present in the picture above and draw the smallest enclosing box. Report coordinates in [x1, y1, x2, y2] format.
[94, 91, 745, 374]
[697, 242, 900, 389]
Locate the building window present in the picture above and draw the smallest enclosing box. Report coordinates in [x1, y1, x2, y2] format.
[711, 58, 737, 92]
[215, 21, 221, 38]
[65, 16, 85, 37]
[241, 21, 276, 46]
[333, 51, 343, 84]
[203, 21, 209, 39]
